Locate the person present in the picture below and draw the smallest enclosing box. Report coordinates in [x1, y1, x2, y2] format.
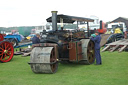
[124, 29, 128, 39]
[32, 34, 40, 44]
[90, 31, 102, 65]
[91, 33, 96, 38]
[114, 26, 123, 34]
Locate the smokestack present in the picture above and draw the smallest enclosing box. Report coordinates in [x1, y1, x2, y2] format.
[51, 11, 58, 31]
[100, 20, 102, 29]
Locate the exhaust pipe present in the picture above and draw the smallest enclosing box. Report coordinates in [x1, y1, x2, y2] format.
[100, 20, 102, 29]
[51, 11, 58, 31]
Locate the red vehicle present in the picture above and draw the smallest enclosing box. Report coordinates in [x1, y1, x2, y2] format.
[97, 21, 107, 34]
[0, 34, 14, 62]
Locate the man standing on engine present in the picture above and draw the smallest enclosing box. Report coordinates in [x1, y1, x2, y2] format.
[32, 34, 40, 44]
[32, 33, 40, 48]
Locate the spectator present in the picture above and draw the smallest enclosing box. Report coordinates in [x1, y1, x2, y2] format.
[32, 34, 40, 44]
[124, 29, 128, 39]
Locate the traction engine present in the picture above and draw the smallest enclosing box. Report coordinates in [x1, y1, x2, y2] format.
[29, 11, 95, 73]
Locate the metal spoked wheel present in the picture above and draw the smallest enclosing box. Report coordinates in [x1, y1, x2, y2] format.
[0, 41, 14, 63]
[80, 39, 95, 64]
[87, 40, 95, 64]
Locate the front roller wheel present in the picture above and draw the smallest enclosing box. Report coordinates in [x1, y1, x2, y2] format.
[0, 41, 14, 62]
[29, 47, 58, 74]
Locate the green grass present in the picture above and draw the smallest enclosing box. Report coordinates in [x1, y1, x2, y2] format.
[0, 50, 128, 85]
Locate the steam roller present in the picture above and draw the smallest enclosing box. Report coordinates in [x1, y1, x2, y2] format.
[0, 34, 14, 63]
[29, 11, 95, 74]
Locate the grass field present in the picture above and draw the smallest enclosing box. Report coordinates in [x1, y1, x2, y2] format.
[0, 50, 128, 85]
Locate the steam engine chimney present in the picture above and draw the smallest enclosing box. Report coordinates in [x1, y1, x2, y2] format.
[51, 11, 58, 31]
[100, 20, 103, 29]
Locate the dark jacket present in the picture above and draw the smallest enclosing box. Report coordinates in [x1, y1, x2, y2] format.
[90, 35, 101, 49]
[32, 36, 40, 44]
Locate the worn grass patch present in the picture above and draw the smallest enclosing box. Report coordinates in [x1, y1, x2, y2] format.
[0, 50, 128, 85]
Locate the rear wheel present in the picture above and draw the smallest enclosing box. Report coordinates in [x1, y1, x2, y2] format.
[80, 39, 95, 64]
[87, 40, 95, 64]
[10, 38, 18, 47]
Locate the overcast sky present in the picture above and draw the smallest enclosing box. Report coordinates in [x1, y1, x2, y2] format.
[0, 0, 127, 27]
